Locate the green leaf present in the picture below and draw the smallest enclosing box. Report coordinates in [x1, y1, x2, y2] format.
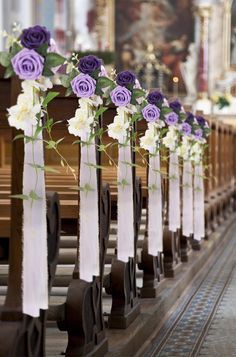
[131, 113, 143, 123]
[29, 190, 41, 201]
[84, 183, 95, 192]
[179, 112, 187, 121]
[13, 134, 34, 143]
[97, 76, 116, 89]
[121, 161, 141, 168]
[33, 126, 43, 138]
[56, 137, 64, 145]
[43, 166, 60, 173]
[10, 194, 29, 200]
[148, 184, 158, 191]
[13, 134, 26, 141]
[36, 43, 48, 57]
[60, 74, 71, 88]
[45, 140, 56, 149]
[0, 52, 11, 67]
[161, 107, 173, 115]
[42, 91, 59, 107]
[45, 52, 66, 68]
[42, 66, 54, 77]
[10, 42, 22, 56]
[117, 179, 130, 188]
[95, 106, 108, 119]
[65, 87, 73, 97]
[4, 65, 14, 78]
[85, 163, 105, 170]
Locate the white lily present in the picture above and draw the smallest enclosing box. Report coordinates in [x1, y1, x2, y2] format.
[107, 114, 129, 143]
[68, 106, 94, 138]
[8, 93, 41, 130]
[140, 124, 159, 152]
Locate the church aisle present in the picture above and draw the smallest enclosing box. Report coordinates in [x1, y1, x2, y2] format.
[141, 226, 236, 357]
[198, 266, 236, 356]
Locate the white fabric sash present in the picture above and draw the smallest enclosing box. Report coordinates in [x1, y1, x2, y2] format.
[23, 123, 48, 317]
[79, 137, 100, 282]
[148, 152, 163, 255]
[168, 151, 181, 232]
[193, 161, 205, 241]
[117, 141, 134, 262]
[182, 160, 193, 237]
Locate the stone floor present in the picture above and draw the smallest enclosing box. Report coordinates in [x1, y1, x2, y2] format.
[142, 223, 236, 357]
[198, 266, 236, 357]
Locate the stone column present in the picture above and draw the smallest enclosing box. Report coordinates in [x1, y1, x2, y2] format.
[196, 5, 212, 96]
[194, 3, 212, 114]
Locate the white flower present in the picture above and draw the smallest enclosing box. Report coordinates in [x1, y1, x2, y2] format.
[68, 105, 94, 138]
[140, 124, 159, 152]
[162, 127, 179, 151]
[22, 78, 53, 93]
[78, 95, 103, 108]
[8, 93, 41, 130]
[190, 142, 203, 163]
[107, 114, 129, 143]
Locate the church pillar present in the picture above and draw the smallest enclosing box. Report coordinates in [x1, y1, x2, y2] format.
[194, 3, 212, 113]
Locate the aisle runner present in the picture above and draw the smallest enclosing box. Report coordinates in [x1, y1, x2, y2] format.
[143, 224, 236, 357]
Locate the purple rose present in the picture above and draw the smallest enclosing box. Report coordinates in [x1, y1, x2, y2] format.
[116, 70, 136, 87]
[194, 128, 203, 139]
[169, 100, 182, 113]
[196, 115, 206, 127]
[20, 25, 50, 49]
[11, 48, 44, 80]
[110, 85, 131, 106]
[147, 90, 164, 105]
[78, 55, 102, 74]
[165, 112, 179, 126]
[71, 73, 96, 98]
[185, 112, 195, 124]
[181, 122, 192, 136]
[142, 104, 160, 122]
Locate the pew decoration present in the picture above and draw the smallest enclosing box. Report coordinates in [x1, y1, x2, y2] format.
[107, 71, 145, 262]
[0, 26, 66, 317]
[139, 90, 170, 255]
[65, 54, 114, 282]
[162, 100, 186, 233]
[192, 116, 211, 241]
[176, 112, 210, 240]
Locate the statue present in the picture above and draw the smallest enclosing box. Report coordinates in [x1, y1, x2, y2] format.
[180, 43, 197, 104]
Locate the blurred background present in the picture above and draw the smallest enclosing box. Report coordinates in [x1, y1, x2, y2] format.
[1, 0, 236, 113]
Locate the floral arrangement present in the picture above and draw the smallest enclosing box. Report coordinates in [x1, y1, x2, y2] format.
[176, 112, 211, 163]
[107, 70, 145, 262]
[0, 25, 68, 318]
[0, 23, 213, 309]
[0, 25, 69, 196]
[211, 92, 232, 110]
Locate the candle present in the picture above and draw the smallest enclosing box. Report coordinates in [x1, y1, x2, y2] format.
[173, 76, 179, 98]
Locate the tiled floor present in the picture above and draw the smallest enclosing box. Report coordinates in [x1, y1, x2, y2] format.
[143, 230, 236, 357]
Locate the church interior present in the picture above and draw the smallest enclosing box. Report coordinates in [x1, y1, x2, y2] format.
[0, 1, 236, 356]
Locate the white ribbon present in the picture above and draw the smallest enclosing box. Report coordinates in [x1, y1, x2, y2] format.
[193, 161, 205, 241]
[168, 151, 181, 232]
[79, 135, 100, 282]
[117, 140, 134, 262]
[182, 160, 193, 237]
[148, 151, 163, 255]
[23, 122, 48, 317]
